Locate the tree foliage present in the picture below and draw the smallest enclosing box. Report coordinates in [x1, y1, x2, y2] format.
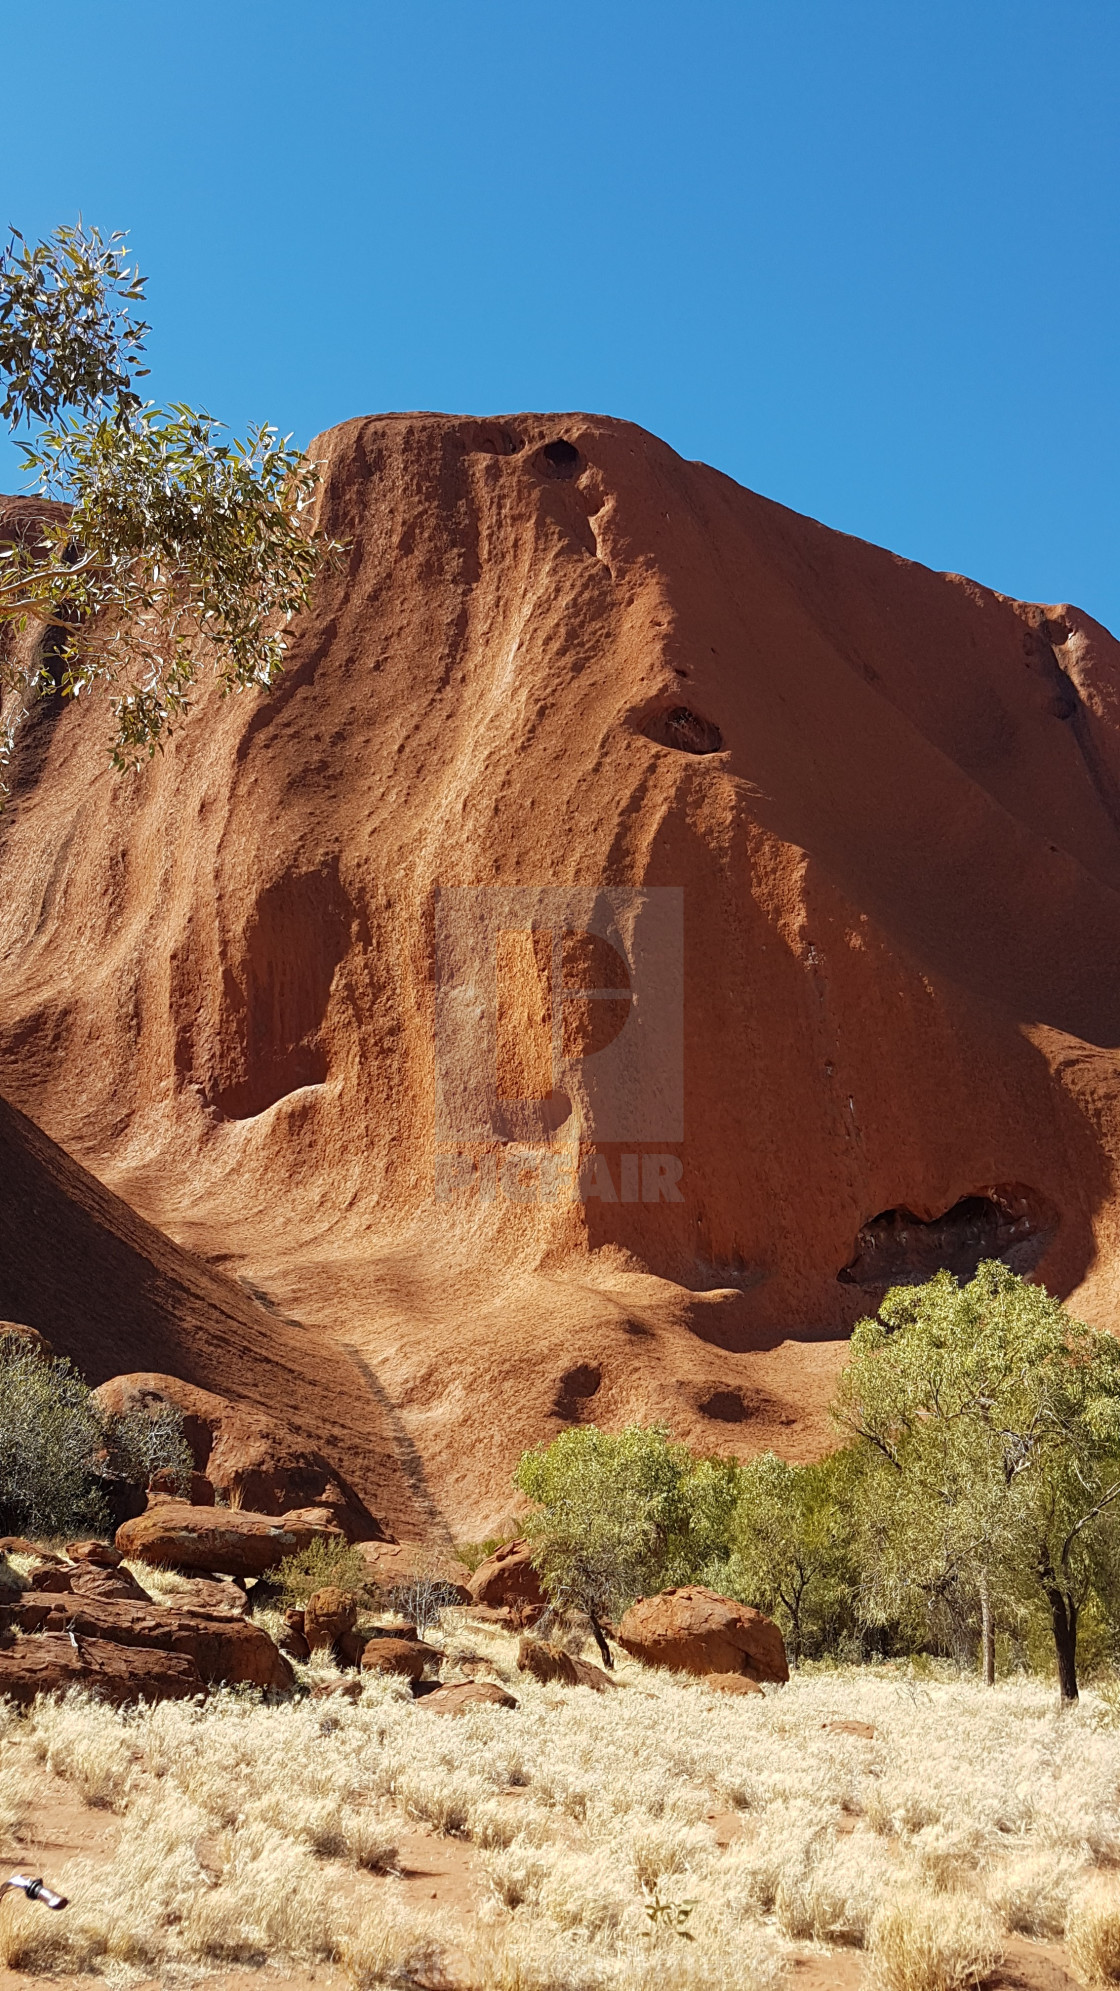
[514, 1423, 741, 1642]
[728, 1450, 857, 1665]
[835, 1262, 1120, 1699]
[0, 1329, 189, 1539]
[0, 219, 340, 799]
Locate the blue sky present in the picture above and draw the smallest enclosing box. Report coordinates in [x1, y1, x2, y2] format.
[2, 2, 1117, 628]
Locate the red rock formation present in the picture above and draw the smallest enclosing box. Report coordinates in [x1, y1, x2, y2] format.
[420, 1681, 518, 1713]
[0, 1095, 419, 1536]
[0, 1634, 203, 1706]
[13, 1593, 293, 1690]
[360, 1636, 440, 1680]
[93, 1372, 379, 1539]
[115, 1499, 342, 1578]
[617, 1587, 790, 1682]
[2, 414, 1120, 1531]
[468, 1541, 547, 1611]
[517, 1637, 615, 1691]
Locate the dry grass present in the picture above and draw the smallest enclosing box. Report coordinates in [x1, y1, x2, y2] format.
[868, 1891, 1000, 1990]
[0, 1621, 1116, 1985]
[1068, 1878, 1120, 1984]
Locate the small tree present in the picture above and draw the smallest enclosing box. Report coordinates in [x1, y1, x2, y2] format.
[728, 1450, 856, 1666]
[0, 219, 340, 799]
[0, 1331, 197, 1540]
[514, 1423, 741, 1666]
[0, 1334, 107, 1538]
[834, 1262, 1120, 1701]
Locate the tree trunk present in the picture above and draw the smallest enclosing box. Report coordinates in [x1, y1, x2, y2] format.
[1046, 1588, 1079, 1703]
[588, 1612, 613, 1670]
[979, 1569, 995, 1687]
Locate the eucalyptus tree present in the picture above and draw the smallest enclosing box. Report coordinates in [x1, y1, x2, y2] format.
[834, 1262, 1120, 1701]
[728, 1449, 858, 1667]
[0, 220, 338, 797]
[514, 1422, 741, 1665]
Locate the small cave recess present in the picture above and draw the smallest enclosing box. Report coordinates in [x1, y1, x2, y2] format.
[838, 1185, 1057, 1290]
[643, 706, 724, 756]
[552, 1363, 602, 1422]
[535, 438, 582, 480]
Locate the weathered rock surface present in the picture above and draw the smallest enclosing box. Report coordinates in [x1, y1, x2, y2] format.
[617, 1588, 789, 1683]
[0, 1633, 203, 1706]
[278, 1609, 311, 1662]
[65, 1541, 123, 1567]
[26, 1563, 73, 1593]
[14, 1594, 293, 1690]
[517, 1637, 614, 1692]
[0, 1096, 421, 1540]
[69, 1564, 152, 1603]
[469, 1541, 546, 1611]
[6, 417, 1120, 1529]
[115, 1500, 342, 1578]
[353, 1542, 471, 1600]
[360, 1637, 440, 1680]
[706, 1674, 764, 1697]
[420, 1681, 518, 1713]
[94, 1374, 385, 1542]
[304, 1586, 357, 1651]
[147, 1468, 215, 1506]
[166, 1576, 248, 1616]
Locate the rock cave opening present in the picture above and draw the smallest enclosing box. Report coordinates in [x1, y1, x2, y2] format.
[537, 438, 581, 479]
[837, 1185, 1057, 1290]
[643, 706, 724, 755]
[552, 1363, 603, 1422]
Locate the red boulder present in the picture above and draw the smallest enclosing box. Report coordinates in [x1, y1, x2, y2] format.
[468, 1541, 546, 1612]
[616, 1588, 789, 1684]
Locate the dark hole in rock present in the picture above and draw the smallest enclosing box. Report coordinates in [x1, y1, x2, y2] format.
[536, 439, 581, 480]
[644, 707, 724, 756]
[699, 1390, 751, 1423]
[553, 1363, 602, 1422]
[838, 1185, 1057, 1290]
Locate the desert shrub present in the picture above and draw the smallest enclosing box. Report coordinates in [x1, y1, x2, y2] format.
[276, 1537, 373, 1608]
[389, 1572, 464, 1635]
[0, 1334, 108, 1538]
[101, 1398, 193, 1495]
[0, 1333, 196, 1541]
[456, 1531, 523, 1572]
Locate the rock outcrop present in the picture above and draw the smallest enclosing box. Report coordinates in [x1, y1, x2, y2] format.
[616, 1588, 789, 1683]
[420, 1681, 518, 1714]
[517, 1637, 614, 1691]
[361, 1636, 440, 1680]
[115, 1499, 342, 1578]
[469, 1541, 547, 1611]
[13, 1594, 294, 1690]
[354, 1542, 471, 1600]
[93, 1373, 383, 1541]
[4, 415, 1120, 1530]
[0, 1634, 203, 1706]
[303, 1586, 357, 1651]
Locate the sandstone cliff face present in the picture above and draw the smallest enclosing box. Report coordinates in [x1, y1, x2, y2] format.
[2, 414, 1120, 1530]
